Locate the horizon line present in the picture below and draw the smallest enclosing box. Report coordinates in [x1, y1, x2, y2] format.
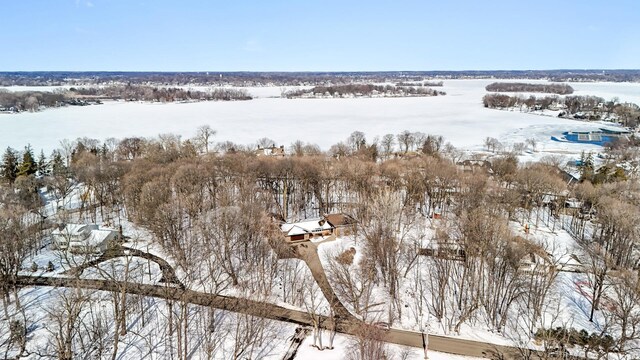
[1, 69, 640, 74]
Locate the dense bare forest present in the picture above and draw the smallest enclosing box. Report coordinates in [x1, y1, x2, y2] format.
[485, 82, 574, 95]
[1, 126, 640, 358]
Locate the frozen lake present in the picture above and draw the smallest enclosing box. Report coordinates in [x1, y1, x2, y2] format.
[1, 79, 639, 156]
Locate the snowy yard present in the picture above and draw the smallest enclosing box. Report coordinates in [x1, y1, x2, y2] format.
[316, 211, 622, 356]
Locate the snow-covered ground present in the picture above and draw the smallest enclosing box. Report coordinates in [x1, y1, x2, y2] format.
[316, 209, 618, 355]
[3, 280, 480, 360]
[296, 331, 484, 360]
[2, 284, 297, 359]
[1, 80, 638, 160]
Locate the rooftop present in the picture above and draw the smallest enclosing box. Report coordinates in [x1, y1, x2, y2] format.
[281, 218, 332, 236]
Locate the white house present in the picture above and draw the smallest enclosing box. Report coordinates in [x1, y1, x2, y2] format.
[280, 214, 356, 242]
[52, 223, 118, 253]
[281, 218, 334, 242]
[255, 145, 285, 157]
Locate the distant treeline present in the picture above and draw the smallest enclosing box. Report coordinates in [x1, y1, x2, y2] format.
[0, 72, 442, 87]
[485, 82, 574, 95]
[71, 85, 252, 102]
[483, 93, 640, 126]
[1, 70, 639, 87]
[483, 93, 600, 112]
[0, 85, 251, 113]
[284, 84, 445, 98]
[396, 81, 443, 87]
[0, 90, 70, 112]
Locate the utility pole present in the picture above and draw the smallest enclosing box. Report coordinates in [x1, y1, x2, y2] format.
[418, 238, 429, 360]
[419, 284, 429, 359]
[421, 327, 429, 359]
[283, 176, 288, 220]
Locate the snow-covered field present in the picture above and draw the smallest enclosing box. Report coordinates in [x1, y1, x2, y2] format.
[1, 80, 638, 160]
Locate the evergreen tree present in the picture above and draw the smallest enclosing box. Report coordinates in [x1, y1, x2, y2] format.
[1, 147, 18, 183]
[579, 151, 594, 182]
[50, 150, 67, 176]
[100, 143, 109, 159]
[36, 149, 50, 177]
[17, 145, 38, 177]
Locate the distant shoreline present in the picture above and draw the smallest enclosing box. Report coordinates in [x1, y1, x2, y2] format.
[1, 69, 640, 87]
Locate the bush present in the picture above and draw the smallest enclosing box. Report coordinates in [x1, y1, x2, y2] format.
[535, 327, 616, 352]
[9, 319, 25, 345]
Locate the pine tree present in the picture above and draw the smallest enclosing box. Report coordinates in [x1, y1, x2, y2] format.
[579, 151, 595, 182]
[1, 147, 18, 183]
[100, 143, 109, 159]
[17, 145, 37, 177]
[51, 150, 66, 176]
[36, 149, 50, 177]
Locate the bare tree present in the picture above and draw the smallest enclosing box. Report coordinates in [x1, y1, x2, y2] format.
[412, 131, 426, 150]
[381, 134, 395, 159]
[397, 130, 414, 153]
[0, 203, 36, 318]
[196, 125, 217, 153]
[580, 243, 611, 323]
[484, 137, 502, 153]
[526, 138, 538, 152]
[609, 270, 640, 352]
[325, 246, 378, 321]
[257, 137, 276, 149]
[348, 131, 367, 151]
[42, 287, 92, 360]
[59, 139, 75, 167]
[346, 324, 389, 360]
[302, 277, 325, 350]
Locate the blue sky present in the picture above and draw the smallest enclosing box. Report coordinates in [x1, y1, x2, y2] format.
[1, 0, 638, 71]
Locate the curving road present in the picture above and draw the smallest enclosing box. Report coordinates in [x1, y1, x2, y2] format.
[14, 277, 527, 358]
[292, 241, 356, 322]
[290, 240, 528, 359]
[63, 245, 183, 286]
[19, 232, 544, 359]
